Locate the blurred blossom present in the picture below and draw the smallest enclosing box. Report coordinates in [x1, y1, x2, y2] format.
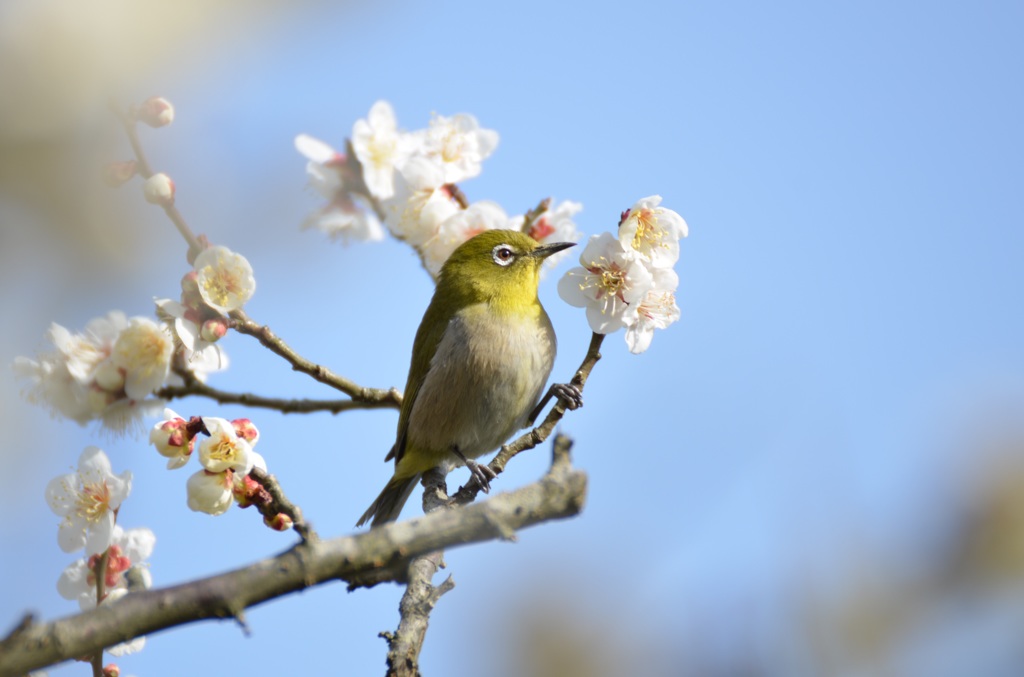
[45, 447, 132, 556]
[351, 100, 416, 200]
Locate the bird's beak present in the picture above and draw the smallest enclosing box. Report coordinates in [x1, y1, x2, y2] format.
[530, 241, 576, 260]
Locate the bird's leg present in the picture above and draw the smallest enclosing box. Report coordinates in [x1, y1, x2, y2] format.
[526, 382, 584, 427]
[450, 446, 496, 493]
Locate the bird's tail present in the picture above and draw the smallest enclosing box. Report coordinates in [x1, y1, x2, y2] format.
[356, 473, 422, 528]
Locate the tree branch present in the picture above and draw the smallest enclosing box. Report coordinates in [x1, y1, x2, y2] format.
[227, 310, 404, 406]
[0, 452, 586, 677]
[155, 379, 398, 415]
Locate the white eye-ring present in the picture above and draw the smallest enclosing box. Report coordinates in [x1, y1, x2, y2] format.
[492, 244, 516, 266]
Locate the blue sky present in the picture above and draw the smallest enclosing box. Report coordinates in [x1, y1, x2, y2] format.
[3, 1, 1024, 675]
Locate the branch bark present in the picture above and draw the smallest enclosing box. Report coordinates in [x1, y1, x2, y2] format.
[0, 452, 586, 677]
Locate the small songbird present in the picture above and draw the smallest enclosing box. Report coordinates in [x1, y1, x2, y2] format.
[357, 229, 581, 527]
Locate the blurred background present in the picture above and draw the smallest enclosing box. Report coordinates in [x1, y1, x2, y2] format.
[2, 1, 1024, 675]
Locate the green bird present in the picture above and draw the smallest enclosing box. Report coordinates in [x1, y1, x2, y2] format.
[357, 229, 582, 527]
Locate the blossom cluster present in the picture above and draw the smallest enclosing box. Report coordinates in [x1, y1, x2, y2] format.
[558, 195, 688, 354]
[14, 243, 253, 433]
[296, 100, 581, 276]
[47, 447, 153, 656]
[150, 408, 279, 520]
[156, 243, 255, 359]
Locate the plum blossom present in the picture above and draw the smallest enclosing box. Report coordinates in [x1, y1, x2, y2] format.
[351, 100, 416, 200]
[421, 200, 509, 277]
[193, 245, 256, 314]
[295, 133, 385, 244]
[111, 318, 173, 400]
[149, 408, 195, 469]
[197, 416, 254, 474]
[380, 155, 460, 246]
[617, 194, 688, 269]
[557, 232, 654, 334]
[46, 447, 132, 555]
[186, 469, 234, 515]
[420, 112, 499, 184]
[14, 311, 174, 433]
[624, 267, 681, 354]
[58, 525, 155, 610]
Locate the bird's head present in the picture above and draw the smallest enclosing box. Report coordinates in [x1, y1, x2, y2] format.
[437, 229, 575, 310]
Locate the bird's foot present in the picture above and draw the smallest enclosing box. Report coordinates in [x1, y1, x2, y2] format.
[451, 446, 497, 493]
[465, 459, 497, 494]
[552, 383, 584, 411]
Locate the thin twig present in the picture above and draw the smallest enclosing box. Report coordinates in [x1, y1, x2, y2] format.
[248, 467, 317, 542]
[155, 380, 398, 414]
[228, 310, 403, 405]
[112, 101, 204, 261]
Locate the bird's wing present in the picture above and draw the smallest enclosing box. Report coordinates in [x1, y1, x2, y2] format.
[388, 297, 453, 465]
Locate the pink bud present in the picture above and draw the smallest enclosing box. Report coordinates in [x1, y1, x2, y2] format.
[264, 513, 294, 531]
[233, 473, 263, 507]
[232, 418, 259, 444]
[103, 160, 137, 187]
[143, 173, 175, 206]
[103, 664, 120, 677]
[200, 317, 229, 343]
[136, 96, 175, 128]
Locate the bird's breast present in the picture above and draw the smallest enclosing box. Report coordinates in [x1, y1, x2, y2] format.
[405, 303, 556, 466]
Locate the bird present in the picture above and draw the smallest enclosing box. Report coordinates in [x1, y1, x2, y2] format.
[357, 229, 583, 527]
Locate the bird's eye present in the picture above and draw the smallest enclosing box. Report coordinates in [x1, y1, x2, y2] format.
[492, 244, 516, 266]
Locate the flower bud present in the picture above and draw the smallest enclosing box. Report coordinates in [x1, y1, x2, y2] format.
[136, 96, 175, 127]
[150, 415, 192, 459]
[232, 418, 259, 444]
[103, 160, 137, 188]
[103, 663, 121, 677]
[143, 173, 175, 206]
[264, 513, 293, 531]
[186, 469, 234, 515]
[200, 317, 229, 343]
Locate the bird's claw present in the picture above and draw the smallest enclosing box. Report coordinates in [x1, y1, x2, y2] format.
[465, 459, 497, 493]
[552, 383, 584, 411]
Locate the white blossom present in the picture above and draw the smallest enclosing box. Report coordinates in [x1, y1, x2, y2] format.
[46, 447, 132, 555]
[557, 232, 654, 334]
[351, 100, 416, 199]
[618, 194, 688, 268]
[197, 417, 253, 474]
[186, 469, 234, 515]
[193, 245, 256, 314]
[149, 408, 194, 470]
[295, 134, 385, 244]
[421, 112, 499, 184]
[111, 318, 173, 400]
[380, 155, 460, 246]
[624, 267, 681, 354]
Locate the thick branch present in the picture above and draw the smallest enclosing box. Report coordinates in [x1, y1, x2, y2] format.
[0, 457, 586, 677]
[228, 310, 403, 406]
